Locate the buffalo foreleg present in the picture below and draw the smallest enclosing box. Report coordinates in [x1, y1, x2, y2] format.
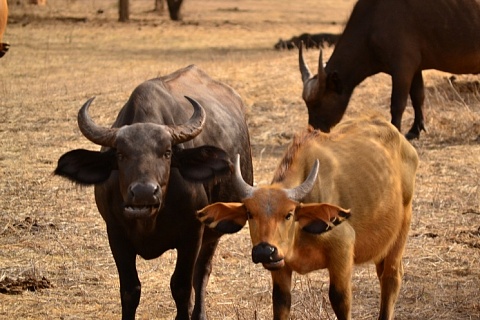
[108, 227, 141, 320]
[406, 70, 426, 140]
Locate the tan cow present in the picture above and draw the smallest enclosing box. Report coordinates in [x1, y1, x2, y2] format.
[0, 0, 8, 58]
[198, 116, 419, 320]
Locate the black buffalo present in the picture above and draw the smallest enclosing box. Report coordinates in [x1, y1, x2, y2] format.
[299, 0, 480, 139]
[55, 65, 253, 320]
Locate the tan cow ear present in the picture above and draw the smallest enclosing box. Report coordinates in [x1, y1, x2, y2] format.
[296, 203, 350, 234]
[197, 202, 247, 234]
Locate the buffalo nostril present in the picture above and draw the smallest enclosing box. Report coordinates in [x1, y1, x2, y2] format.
[252, 242, 276, 264]
[128, 182, 161, 204]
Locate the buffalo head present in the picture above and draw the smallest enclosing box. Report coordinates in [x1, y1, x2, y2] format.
[299, 46, 347, 132]
[55, 96, 232, 220]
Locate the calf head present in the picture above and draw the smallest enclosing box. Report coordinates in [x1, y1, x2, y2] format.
[55, 96, 232, 220]
[197, 155, 350, 271]
[299, 46, 347, 132]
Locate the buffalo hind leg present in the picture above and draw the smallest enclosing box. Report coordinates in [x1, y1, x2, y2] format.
[406, 70, 426, 140]
[171, 242, 201, 320]
[192, 229, 221, 320]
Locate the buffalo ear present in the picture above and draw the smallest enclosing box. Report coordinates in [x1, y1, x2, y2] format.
[172, 145, 232, 182]
[54, 149, 117, 185]
[296, 203, 350, 235]
[197, 202, 247, 234]
[326, 71, 343, 94]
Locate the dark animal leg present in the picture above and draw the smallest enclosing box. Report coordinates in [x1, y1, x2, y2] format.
[108, 228, 141, 320]
[406, 71, 426, 140]
[271, 268, 293, 320]
[390, 74, 413, 134]
[192, 230, 220, 320]
[171, 240, 200, 320]
[327, 261, 353, 320]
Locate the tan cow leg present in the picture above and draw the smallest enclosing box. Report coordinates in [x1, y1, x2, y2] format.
[376, 204, 412, 320]
[270, 267, 293, 320]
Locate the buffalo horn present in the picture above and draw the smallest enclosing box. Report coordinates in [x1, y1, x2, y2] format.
[167, 96, 206, 144]
[299, 44, 312, 83]
[232, 154, 255, 200]
[285, 159, 320, 202]
[77, 97, 118, 147]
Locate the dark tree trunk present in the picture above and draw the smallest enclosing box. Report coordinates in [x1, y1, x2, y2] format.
[119, 0, 129, 22]
[167, 0, 184, 21]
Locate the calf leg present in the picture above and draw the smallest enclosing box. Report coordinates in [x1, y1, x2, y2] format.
[406, 70, 426, 140]
[375, 205, 412, 320]
[328, 261, 353, 320]
[271, 267, 293, 320]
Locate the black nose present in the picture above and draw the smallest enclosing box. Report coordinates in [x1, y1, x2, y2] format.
[252, 242, 277, 264]
[128, 182, 160, 205]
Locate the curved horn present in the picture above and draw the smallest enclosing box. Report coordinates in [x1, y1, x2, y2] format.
[285, 159, 320, 202]
[77, 97, 118, 147]
[168, 96, 206, 144]
[232, 154, 256, 200]
[299, 42, 312, 83]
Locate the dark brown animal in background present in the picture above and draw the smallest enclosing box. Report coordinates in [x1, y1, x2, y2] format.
[0, 0, 9, 58]
[275, 32, 339, 50]
[55, 65, 253, 320]
[198, 116, 419, 320]
[300, 0, 480, 139]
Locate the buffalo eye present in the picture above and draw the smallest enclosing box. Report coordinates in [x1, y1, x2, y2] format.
[285, 212, 293, 221]
[164, 150, 172, 159]
[246, 211, 252, 220]
[117, 152, 125, 161]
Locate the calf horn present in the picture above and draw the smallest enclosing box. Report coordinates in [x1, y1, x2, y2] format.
[284, 159, 320, 202]
[232, 154, 255, 200]
[77, 97, 118, 147]
[167, 96, 206, 144]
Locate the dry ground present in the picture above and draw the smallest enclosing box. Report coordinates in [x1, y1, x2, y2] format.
[0, 0, 479, 319]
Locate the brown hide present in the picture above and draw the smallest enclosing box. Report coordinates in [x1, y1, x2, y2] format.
[0, 0, 8, 58]
[301, 0, 480, 139]
[198, 116, 419, 320]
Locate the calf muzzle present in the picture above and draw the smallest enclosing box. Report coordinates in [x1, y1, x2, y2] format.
[252, 242, 284, 269]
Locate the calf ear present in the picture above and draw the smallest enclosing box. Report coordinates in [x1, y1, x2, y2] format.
[197, 202, 247, 234]
[296, 203, 350, 235]
[54, 149, 116, 185]
[173, 146, 232, 182]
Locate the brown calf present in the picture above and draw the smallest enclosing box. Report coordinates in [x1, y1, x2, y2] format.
[0, 0, 8, 58]
[198, 116, 419, 320]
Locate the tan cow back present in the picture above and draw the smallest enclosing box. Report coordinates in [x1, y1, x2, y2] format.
[275, 116, 418, 265]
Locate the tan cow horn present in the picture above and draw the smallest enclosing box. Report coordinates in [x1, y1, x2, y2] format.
[299, 43, 312, 83]
[285, 159, 320, 202]
[232, 154, 255, 200]
[77, 97, 118, 147]
[167, 96, 206, 144]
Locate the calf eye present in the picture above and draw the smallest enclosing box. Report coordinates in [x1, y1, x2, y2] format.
[285, 212, 293, 220]
[164, 150, 172, 159]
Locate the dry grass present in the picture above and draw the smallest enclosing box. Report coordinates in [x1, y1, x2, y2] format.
[0, 0, 479, 319]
